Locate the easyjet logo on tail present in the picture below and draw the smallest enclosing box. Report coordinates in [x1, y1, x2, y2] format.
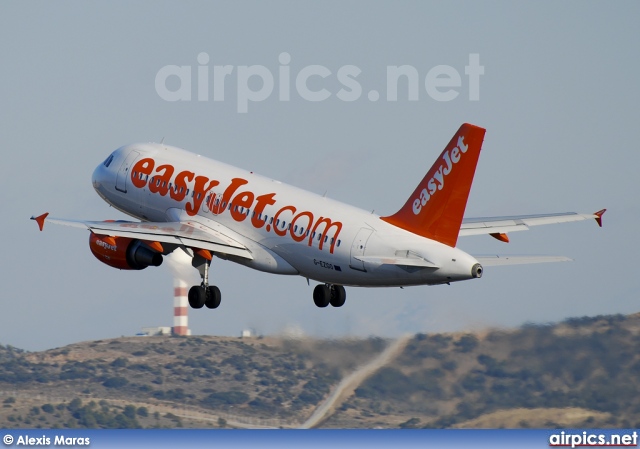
[380, 123, 485, 247]
[412, 135, 468, 215]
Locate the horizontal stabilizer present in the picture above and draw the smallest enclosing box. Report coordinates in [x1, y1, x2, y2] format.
[474, 255, 572, 266]
[355, 255, 439, 268]
[460, 211, 606, 237]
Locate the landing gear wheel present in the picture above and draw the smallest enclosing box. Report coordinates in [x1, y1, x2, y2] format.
[205, 286, 221, 309]
[313, 284, 331, 308]
[188, 286, 206, 309]
[329, 285, 346, 307]
[191, 250, 222, 310]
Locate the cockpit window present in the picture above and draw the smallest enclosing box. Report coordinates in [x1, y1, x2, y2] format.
[103, 154, 115, 167]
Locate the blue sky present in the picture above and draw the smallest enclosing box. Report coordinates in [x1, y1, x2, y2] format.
[1, 1, 638, 351]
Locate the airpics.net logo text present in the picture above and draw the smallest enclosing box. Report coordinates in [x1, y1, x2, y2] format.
[155, 52, 484, 113]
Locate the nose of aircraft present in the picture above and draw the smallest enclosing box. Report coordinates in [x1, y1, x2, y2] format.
[92, 153, 115, 193]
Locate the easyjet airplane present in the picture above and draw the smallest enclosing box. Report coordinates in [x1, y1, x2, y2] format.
[32, 124, 605, 310]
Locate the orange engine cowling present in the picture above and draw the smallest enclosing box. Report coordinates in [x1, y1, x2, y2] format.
[89, 233, 163, 270]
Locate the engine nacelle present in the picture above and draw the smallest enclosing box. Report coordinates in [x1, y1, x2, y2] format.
[89, 234, 163, 270]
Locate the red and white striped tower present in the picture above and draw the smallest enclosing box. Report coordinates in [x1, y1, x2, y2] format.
[173, 279, 191, 336]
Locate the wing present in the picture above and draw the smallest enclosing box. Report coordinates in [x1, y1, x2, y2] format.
[459, 209, 606, 240]
[31, 213, 252, 260]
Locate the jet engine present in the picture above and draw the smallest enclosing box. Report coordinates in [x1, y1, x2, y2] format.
[89, 233, 163, 270]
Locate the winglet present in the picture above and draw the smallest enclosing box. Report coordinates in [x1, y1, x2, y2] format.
[594, 209, 606, 227]
[31, 213, 49, 231]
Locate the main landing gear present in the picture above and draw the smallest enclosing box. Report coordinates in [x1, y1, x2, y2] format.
[188, 250, 222, 310]
[188, 284, 221, 309]
[313, 284, 346, 308]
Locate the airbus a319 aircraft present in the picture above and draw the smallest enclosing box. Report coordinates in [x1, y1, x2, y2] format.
[32, 124, 605, 310]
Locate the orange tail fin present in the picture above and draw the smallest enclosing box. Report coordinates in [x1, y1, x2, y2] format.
[381, 123, 486, 247]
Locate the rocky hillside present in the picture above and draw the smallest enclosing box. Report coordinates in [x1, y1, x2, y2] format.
[329, 313, 640, 428]
[1, 313, 639, 429]
[0, 335, 385, 428]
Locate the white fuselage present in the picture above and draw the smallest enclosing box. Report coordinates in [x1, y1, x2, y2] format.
[92, 143, 480, 287]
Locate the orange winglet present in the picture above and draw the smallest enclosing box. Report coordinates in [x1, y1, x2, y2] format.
[490, 232, 510, 243]
[195, 248, 213, 260]
[31, 213, 49, 231]
[147, 241, 164, 253]
[594, 209, 606, 227]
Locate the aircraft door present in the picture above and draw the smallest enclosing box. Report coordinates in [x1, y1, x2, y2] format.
[350, 228, 373, 272]
[115, 150, 140, 193]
